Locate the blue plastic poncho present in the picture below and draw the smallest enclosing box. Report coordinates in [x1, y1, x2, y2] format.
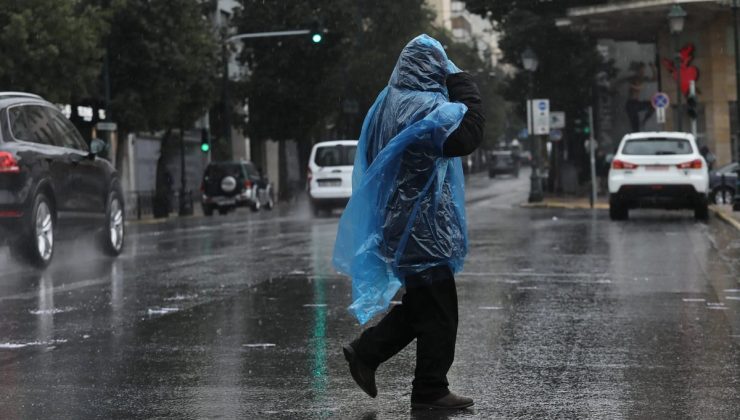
[333, 34, 469, 325]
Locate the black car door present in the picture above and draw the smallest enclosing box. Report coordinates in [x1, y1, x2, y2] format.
[44, 108, 107, 215]
[11, 105, 75, 214]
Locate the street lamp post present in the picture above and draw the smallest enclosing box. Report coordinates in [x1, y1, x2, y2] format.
[733, 0, 740, 161]
[221, 29, 315, 159]
[668, 4, 687, 132]
[522, 47, 543, 203]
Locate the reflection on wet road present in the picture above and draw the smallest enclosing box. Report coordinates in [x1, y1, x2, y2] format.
[0, 172, 739, 418]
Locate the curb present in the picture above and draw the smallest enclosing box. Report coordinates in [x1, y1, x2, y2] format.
[710, 206, 740, 232]
[520, 201, 609, 210]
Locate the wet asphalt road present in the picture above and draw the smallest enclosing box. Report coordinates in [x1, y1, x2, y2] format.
[1, 169, 739, 419]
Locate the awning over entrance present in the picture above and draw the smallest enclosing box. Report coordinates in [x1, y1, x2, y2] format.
[558, 0, 727, 42]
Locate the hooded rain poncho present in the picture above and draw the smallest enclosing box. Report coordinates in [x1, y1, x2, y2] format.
[333, 35, 469, 325]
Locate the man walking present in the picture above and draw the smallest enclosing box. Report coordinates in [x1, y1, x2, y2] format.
[333, 35, 484, 410]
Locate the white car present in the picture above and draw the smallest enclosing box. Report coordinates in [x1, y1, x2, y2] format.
[608, 132, 709, 221]
[307, 140, 357, 216]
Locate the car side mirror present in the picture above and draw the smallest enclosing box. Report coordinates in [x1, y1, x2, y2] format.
[90, 138, 106, 156]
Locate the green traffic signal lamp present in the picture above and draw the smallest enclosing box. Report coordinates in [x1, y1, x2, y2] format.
[310, 19, 324, 43]
[687, 95, 698, 119]
[200, 128, 210, 153]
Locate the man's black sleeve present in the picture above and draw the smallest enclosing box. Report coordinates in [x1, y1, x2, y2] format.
[442, 72, 485, 157]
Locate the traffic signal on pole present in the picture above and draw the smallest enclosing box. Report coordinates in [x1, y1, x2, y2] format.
[574, 115, 590, 135]
[310, 20, 324, 44]
[687, 81, 698, 120]
[200, 128, 210, 153]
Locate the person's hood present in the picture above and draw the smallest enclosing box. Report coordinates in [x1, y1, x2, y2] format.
[389, 34, 459, 93]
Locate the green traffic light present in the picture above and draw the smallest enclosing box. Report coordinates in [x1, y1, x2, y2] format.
[201, 143, 210, 153]
[312, 33, 322, 43]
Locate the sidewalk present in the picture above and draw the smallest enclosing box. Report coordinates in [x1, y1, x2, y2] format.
[712, 204, 740, 231]
[520, 195, 609, 210]
[520, 195, 740, 232]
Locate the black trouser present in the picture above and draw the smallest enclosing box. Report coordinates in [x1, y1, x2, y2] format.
[352, 265, 458, 401]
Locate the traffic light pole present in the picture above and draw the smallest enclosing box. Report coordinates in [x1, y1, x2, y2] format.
[673, 34, 683, 132]
[734, 0, 740, 161]
[588, 106, 597, 209]
[221, 29, 317, 159]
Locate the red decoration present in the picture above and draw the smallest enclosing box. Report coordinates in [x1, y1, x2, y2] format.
[662, 43, 699, 97]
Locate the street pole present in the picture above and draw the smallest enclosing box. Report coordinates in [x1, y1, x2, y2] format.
[674, 34, 683, 132]
[734, 0, 740, 161]
[588, 106, 597, 209]
[528, 73, 544, 203]
[220, 29, 315, 161]
[222, 41, 231, 157]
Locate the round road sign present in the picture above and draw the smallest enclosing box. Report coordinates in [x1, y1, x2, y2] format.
[652, 92, 670, 109]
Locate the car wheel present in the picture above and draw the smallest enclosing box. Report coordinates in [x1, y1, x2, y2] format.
[609, 197, 628, 221]
[203, 205, 214, 216]
[218, 207, 229, 215]
[13, 193, 55, 268]
[694, 200, 709, 222]
[488, 170, 495, 179]
[101, 189, 125, 256]
[710, 187, 735, 205]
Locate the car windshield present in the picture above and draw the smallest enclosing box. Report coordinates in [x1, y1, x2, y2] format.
[622, 138, 693, 155]
[314, 145, 356, 167]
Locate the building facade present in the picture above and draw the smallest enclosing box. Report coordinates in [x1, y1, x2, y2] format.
[562, 0, 740, 165]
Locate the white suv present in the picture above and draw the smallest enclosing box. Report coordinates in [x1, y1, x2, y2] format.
[608, 132, 709, 221]
[307, 140, 357, 216]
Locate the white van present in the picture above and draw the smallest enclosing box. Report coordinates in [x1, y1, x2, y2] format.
[307, 140, 358, 216]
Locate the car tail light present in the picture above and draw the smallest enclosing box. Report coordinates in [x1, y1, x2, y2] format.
[0, 152, 20, 173]
[244, 179, 253, 189]
[677, 159, 703, 169]
[307, 168, 313, 183]
[612, 159, 638, 170]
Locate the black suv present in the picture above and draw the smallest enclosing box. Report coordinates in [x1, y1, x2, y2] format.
[0, 92, 124, 267]
[200, 161, 274, 215]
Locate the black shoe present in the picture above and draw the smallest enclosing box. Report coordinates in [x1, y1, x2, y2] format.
[411, 392, 474, 410]
[342, 344, 377, 398]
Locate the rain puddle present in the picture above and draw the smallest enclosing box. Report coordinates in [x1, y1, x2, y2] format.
[146, 307, 179, 315]
[28, 307, 75, 315]
[243, 343, 276, 348]
[0, 339, 68, 349]
[479, 306, 503, 310]
[707, 302, 728, 310]
[164, 294, 199, 302]
[682, 298, 706, 303]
